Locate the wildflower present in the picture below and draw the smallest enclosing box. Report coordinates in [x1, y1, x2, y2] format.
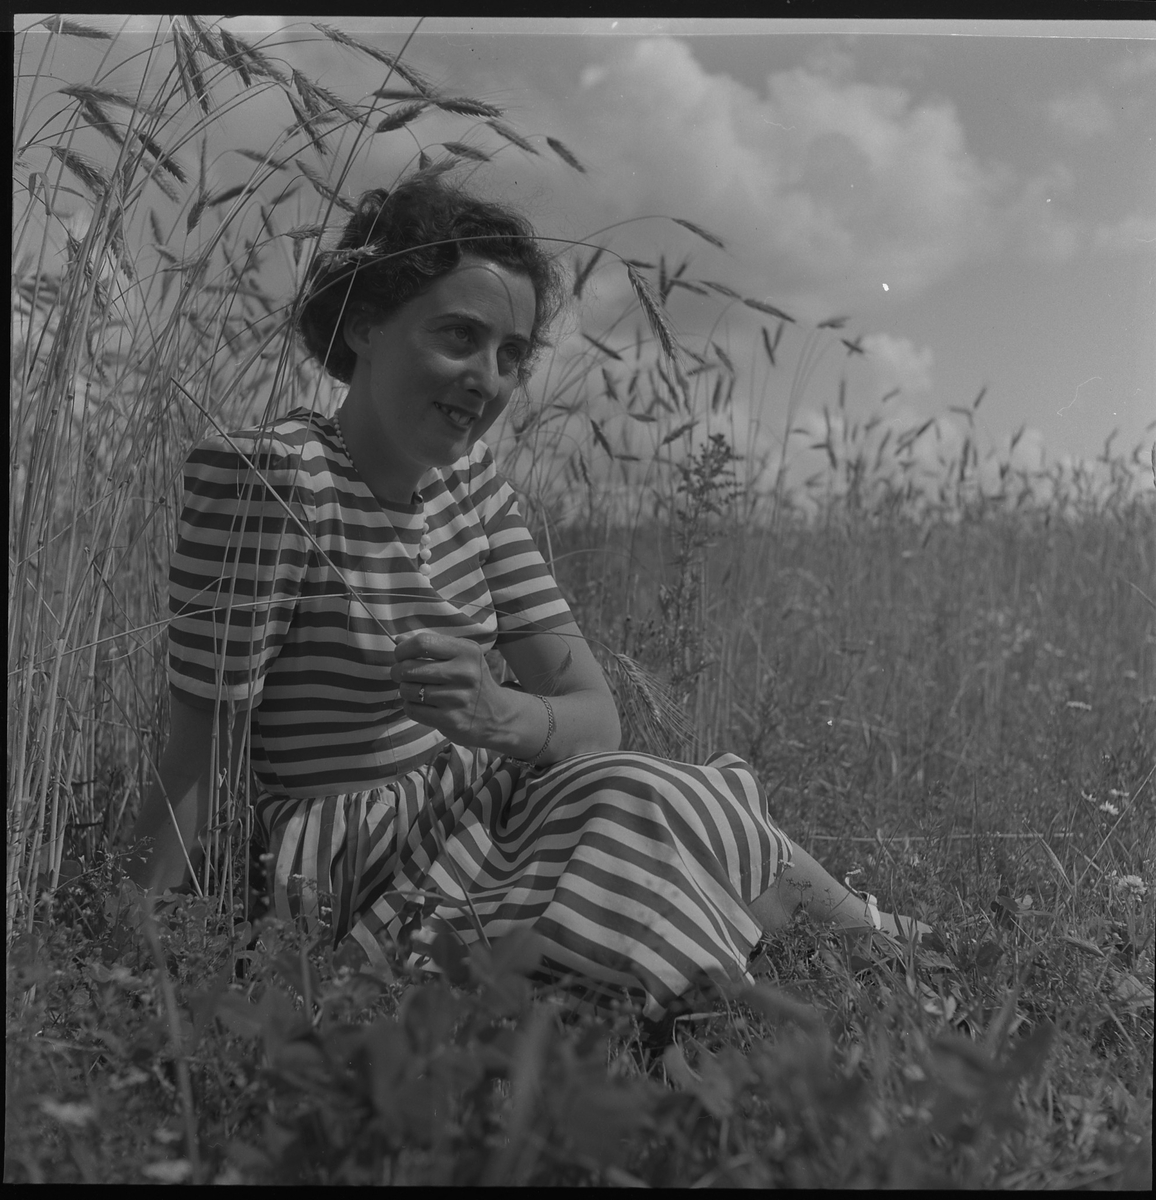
[1099, 801, 1120, 817]
[1111, 874, 1148, 899]
[40, 1099, 96, 1128]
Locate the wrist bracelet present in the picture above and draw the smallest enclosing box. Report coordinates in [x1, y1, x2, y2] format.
[528, 695, 556, 766]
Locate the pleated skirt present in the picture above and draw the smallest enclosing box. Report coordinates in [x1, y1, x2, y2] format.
[253, 743, 793, 1019]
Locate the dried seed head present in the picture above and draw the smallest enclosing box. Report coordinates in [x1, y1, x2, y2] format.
[314, 25, 435, 96]
[41, 15, 110, 38]
[701, 280, 742, 300]
[743, 297, 795, 323]
[546, 137, 585, 173]
[486, 120, 537, 154]
[627, 264, 680, 364]
[295, 158, 355, 212]
[172, 28, 212, 115]
[59, 84, 163, 119]
[611, 653, 694, 754]
[433, 96, 505, 119]
[671, 217, 725, 250]
[441, 141, 491, 163]
[376, 102, 427, 134]
[50, 145, 110, 199]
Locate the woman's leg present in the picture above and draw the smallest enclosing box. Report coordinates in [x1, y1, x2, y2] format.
[749, 838, 933, 938]
[749, 839, 872, 933]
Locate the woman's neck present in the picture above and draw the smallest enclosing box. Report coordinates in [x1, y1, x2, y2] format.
[335, 400, 428, 505]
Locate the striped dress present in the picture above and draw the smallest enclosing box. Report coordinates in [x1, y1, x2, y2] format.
[168, 408, 792, 1018]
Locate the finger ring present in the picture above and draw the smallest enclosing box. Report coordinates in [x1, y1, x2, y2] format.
[417, 685, 426, 705]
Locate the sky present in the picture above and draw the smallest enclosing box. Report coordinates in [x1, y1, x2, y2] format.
[15, 15, 1156, 495]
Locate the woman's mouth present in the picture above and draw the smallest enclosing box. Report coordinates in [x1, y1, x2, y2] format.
[434, 402, 477, 431]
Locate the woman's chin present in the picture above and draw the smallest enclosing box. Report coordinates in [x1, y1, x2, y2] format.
[467, 419, 500, 450]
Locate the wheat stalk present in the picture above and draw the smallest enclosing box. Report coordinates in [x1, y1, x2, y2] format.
[7, 15, 601, 939]
[610, 653, 696, 757]
[626, 263, 680, 365]
[486, 120, 538, 155]
[546, 137, 585, 173]
[39, 15, 111, 39]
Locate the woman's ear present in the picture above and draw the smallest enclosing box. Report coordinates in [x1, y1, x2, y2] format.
[343, 306, 378, 360]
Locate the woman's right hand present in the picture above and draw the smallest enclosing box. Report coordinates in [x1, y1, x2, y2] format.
[391, 631, 525, 751]
[393, 621, 622, 765]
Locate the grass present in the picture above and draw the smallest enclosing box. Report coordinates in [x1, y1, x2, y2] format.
[7, 14, 1155, 1189]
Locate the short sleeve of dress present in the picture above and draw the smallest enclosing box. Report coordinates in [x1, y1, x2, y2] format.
[167, 431, 313, 710]
[469, 447, 575, 647]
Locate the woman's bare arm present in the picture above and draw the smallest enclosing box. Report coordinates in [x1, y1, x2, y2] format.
[497, 622, 621, 762]
[124, 693, 249, 894]
[391, 623, 621, 766]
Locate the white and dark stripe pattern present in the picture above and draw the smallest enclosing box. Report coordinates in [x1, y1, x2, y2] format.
[253, 743, 794, 1019]
[170, 407, 796, 1017]
[167, 408, 572, 796]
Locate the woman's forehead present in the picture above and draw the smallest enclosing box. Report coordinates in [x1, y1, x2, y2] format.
[419, 257, 536, 325]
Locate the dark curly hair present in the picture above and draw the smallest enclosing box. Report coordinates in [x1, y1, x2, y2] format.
[295, 172, 566, 384]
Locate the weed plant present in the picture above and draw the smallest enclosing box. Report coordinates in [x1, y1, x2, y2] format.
[8, 16, 1154, 1188]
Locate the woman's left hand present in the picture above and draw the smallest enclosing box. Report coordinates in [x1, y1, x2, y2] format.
[391, 631, 513, 748]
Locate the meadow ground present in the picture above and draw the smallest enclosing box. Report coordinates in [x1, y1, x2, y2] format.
[7, 498, 1153, 1186]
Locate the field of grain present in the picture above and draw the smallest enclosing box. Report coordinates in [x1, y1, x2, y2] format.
[7, 17, 1153, 1187]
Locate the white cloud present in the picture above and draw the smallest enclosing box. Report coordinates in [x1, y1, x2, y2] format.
[1046, 88, 1114, 140]
[1000, 162, 1084, 264]
[546, 37, 1007, 310]
[517, 35, 1142, 320]
[161, 30, 1124, 313]
[861, 333, 934, 397]
[971, 426, 1045, 495]
[1108, 45, 1156, 86]
[1024, 211, 1084, 263]
[1007, 426, 1047, 472]
[1092, 211, 1156, 252]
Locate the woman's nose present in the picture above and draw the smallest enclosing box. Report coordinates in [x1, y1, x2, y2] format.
[466, 347, 501, 399]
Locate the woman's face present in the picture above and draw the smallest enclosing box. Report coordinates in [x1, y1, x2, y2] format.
[344, 255, 537, 496]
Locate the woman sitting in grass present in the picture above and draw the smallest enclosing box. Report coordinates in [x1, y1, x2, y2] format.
[127, 171, 929, 1019]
